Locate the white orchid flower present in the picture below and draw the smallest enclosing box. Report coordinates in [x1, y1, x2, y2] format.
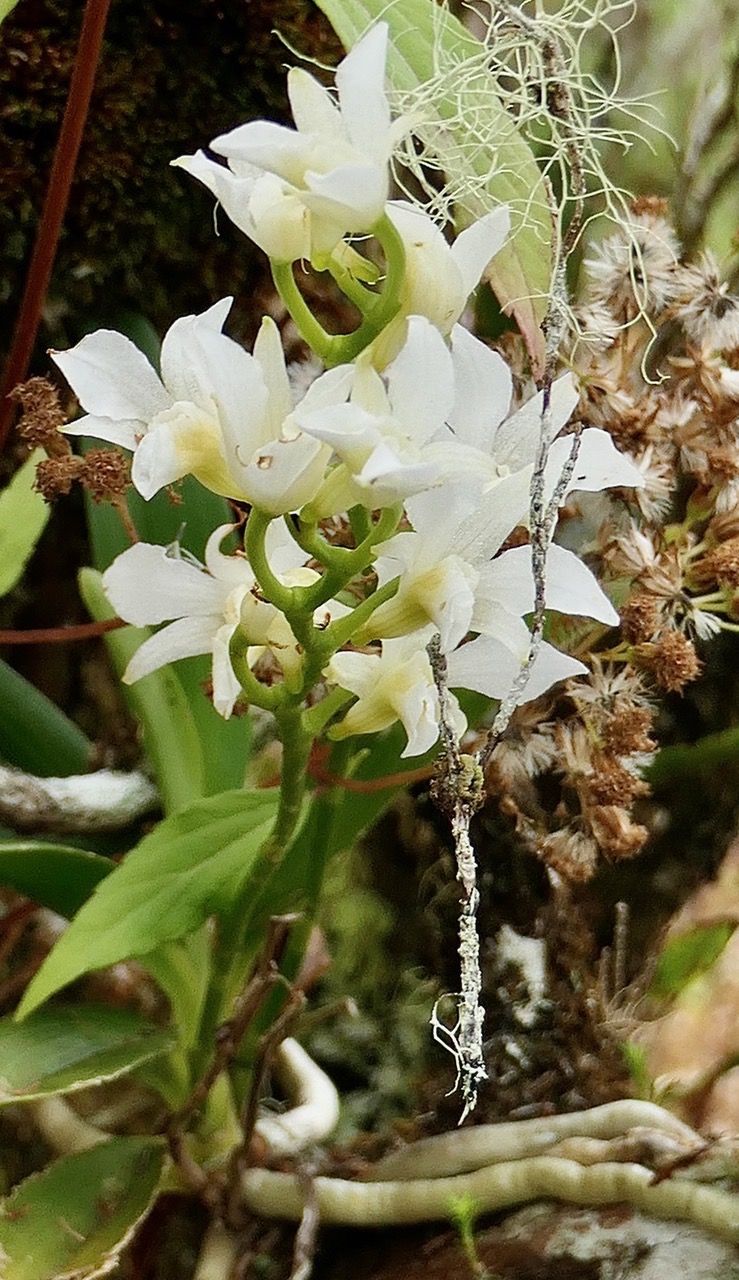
[102, 523, 330, 718]
[51, 301, 334, 515]
[326, 635, 467, 758]
[386, 201, 510, 335]
[359, 338, 642, 707]
[174, 25, 400, 262]
[296, 315, 456, 512]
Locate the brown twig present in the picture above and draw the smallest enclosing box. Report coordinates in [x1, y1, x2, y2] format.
[168, 916, 298, 1149]
[0, 618, 126, 645]
[0, 0, 112, 448]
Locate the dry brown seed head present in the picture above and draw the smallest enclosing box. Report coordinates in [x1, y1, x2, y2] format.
[12, 377, 69, 456]
[636, 630, 703, 692]
[589, 805, 649, 860]
[602, 705, 655, 757]
[33, 455, 82, 501]
[78, 449, 130, 504]
[538, 828, 599, 883]
[585, 755, 649, 807]
[619, 592, 664, 644]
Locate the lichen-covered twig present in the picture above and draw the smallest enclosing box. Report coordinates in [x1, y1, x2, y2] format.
[427, 636, 487, 1120]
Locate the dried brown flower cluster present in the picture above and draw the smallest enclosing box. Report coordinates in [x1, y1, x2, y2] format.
[487, 663, 655, 882]
[577, 198, 739, 669]
[14, 377, 132, 512]
[487, 199, 739, 882]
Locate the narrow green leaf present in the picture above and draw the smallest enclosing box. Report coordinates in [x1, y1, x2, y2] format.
[0, 1136, 166, 1280]
[0, 659, 92, 777]
[78, 568, 206, 813]
[0, 0, 21, 22]
[315, 0, 551, 370]
[0, 842, 111, 918]
[649, 922, 735, 1000]
[0, 1006, 175, 1103]
[0, 450, 50, 599]
[142, 929, 211, 1053]
[18, 789, 278, 1017]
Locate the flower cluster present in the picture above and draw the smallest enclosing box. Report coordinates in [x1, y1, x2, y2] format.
[50, 26, 642, 762]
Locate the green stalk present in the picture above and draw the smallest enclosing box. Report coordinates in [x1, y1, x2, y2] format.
[245, 508, 299, 615]
[271, 214, 407, 368]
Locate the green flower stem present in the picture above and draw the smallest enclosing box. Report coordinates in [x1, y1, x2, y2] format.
[229, 633, 284, 713]
[271, 215, 407, 368]
[246, 508, 300, 616]
[327, 257, 378, 314]
[289, 504, 403, 614]
[261, 701, 312, 864]
[348, 504, 371, 545]
[303, 685, 354, 738]
[285, 515, 354, 575]
[318, 576, 400, 655]
[271, 261, 339, 365]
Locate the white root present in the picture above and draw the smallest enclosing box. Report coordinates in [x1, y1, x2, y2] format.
[240, 1157, 739, 1240]
[365, 1099, 700, 1181]
[192, 1221, 240, 1280]
[254, 1038, 340, 1156]
[31, 1096, 109, 1154]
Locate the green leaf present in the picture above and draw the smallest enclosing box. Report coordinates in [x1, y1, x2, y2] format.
[649, 922, 735, 1000]
[0, 1136, 166, 1280]
[18, 789, 278, 1017]
[0, 1006, 176, 1103]
[0, 842, 111, 917]
[0, 450, 50, 599]
[0, 0, 21, 22]
[78, 568, 206, 813]
[0, 660, 92, 777]
[315, 0, 551, 371]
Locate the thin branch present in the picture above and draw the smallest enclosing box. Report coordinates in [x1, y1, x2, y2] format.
[428, 636, 487, 1121]
[0, 0, 112, 447]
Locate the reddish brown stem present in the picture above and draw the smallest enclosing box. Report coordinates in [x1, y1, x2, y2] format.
[0, 0, 112, 448]
[0, 618, 125, 645]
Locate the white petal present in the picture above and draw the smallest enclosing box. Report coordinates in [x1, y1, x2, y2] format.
[447, 627, 586, 702]
[475, 543, 619, 626]
[444, 466, 533, 564]
[131, 425, 190, 499]
[264, 519, 311, 576]
[210, 621, 241, 718]
[294, 363, 354, 415]
[103, 543, 228, 625]
[302, 164, 387, 231]
[254, 317, 292, 435]
[61, 413, 140, 450]
[548, 427, 645, 498]
[123, 616, 219, 683]
[448, 324, 512, 452]
[335, 24, 391, 164]
[386, 316, 454, 442]
[494, 373, 579, 470]
[51, 331, 169, 422]
[451, 206, 510, 298]
[203, 524, 253, 587]
[287, 67, 344, 139]
[160, 304, 262, 439]
[239, 435, 330, 515]
[211, 119, 310, 187]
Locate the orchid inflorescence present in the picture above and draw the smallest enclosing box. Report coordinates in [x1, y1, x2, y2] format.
[50, 24, 642, 764]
